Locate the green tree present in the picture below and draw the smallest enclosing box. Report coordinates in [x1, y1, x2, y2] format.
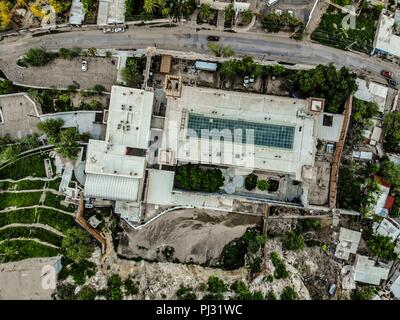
[76, 286, 97, 300]
[121, 58, 144, 88]
[265, 290, 277, 300]
[380, 160, 400, 187]
[0, 80, 16, 94]
[231, 281, 264, 300]
[280, 286, 297, 300]
[367, 235, 398, 261]
[290, 63, 357, 113]
[257, 179, 270, 191]
[87, 47, 97, 57]
[262, 13, 281, 32]
[59, 48, 81, 60]
[383, 111, 400, 153]
[169, 0, 196, 22]
[37, 118, 65, 139]
[124, 277, 139, 296]
[106, 274, 123, 300]
[176, 285, 197, 300]
[198, 3, 212, 21]
[61, 228, 94, 264]
[207, 276, 227, 294]
[241, 9, 253, 25]
[283, 231, 304, 251]
[0, 145, 20, 164]
[222, 46, 235, 58]
[23, 48, 56, 66]
[350, 287, 374, 300]
[244, 173, 258, 190]
[144, 0, 158, 14]
[92, 84, 106, 94]
[56, 128, 81, 160]
[54, 283, 76, 300]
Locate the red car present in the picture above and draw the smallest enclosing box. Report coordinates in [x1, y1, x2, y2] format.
[381, 70, 394, 78]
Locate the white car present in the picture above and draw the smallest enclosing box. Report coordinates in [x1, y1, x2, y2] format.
[114, 27, 125, 33]
[275, 9, 282, 15]
[81, 60, 88, 72]
[288, 10, 294, 16]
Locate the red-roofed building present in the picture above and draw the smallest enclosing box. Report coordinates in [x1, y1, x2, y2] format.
[385, 196, 396, 211]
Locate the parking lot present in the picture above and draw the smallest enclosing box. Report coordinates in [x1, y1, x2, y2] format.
[261, 0, 317, 22]
[0, 55, 118, 91]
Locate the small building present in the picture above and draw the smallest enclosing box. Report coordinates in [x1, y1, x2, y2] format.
[387, 270, 400, 299]
[374, 217, 400, 242]
[160, 55, 172, 74]
[354, 79, 388, 114]
[69, 0, 85, 25]
[194, 61, 218, 72]
[372, 10, 400, 59]
[352, 150, 373, 161]
[97, 0, 126, 26]
[144, 169, 174, 205]
[354, 254, 390, 285]
[372, 177, 391, 217]
[315, 112, 344, 142]
[334, 227, 361, 261]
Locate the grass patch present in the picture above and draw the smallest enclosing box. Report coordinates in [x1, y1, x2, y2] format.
[0, 226, 63, 247]
[0, 153, 47, 180]
[0, 180, 46, 191]
[47, 178, 62, 190]
[0, 192, 41, 210]
[311, 6, 380, 54]
[44, 192, 76, 212]
[0, 240, 59, 263]
[0, 208, 75, 232]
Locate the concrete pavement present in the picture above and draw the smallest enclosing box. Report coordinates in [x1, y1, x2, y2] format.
[0, 26, 399, 83]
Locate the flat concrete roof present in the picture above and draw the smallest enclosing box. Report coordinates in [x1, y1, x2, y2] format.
[354, 79, 388, 113]
[334, 227, 361, 260]
[374, 11, 400, 58]
[315, 112, 344, 142]
[97, 0, 125, 26]
[354, 254, 390, 285]
[161, 86, 315, 180]
[145, 169, 174, 205]
[106, 86, 153, 149]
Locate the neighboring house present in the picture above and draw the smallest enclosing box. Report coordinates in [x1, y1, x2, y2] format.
[69, 0, 85, 25]
[372, 176, 391, 218]
[387, 268, 400, 299]
[373, 217, 400, 242]
[372, 9, 400, 59]
[334, 227, 361, 261]
[353, 254, 390, 285]
[97, 0, 126, 26]
[354, 79, 388, 114]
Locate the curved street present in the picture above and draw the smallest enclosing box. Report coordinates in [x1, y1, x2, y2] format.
[0, 26, 399, 83]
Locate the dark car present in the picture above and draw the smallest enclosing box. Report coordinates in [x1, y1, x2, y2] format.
[207, 36, 220, 42]
[388, 79, 397, 87]
[381, 70, 394, 78]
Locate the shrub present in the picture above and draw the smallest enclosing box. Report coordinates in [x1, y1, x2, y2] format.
[257, 179, 269, 191]
[245, 173, 258, 191]
[280, 286, 297, 300]
[106, 274, 123, 300]
[270, 251, 289, 279]
[282, 231, 304, 251]
[23, 48, 56, 67]
[207, 276, 227, 294]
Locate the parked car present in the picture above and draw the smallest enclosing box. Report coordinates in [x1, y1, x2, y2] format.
[388, 79, 397, 87]
[114, 27, 125, 33]
[207, 35, 220, 42]
[81, 60, 88, 72]
[381, 70, 394, 78]
[103, 27, 112, 33]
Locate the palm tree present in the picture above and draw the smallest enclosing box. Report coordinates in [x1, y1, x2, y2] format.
[198, 3, 212, 21]
[168, 0, 195, 22]
[144, 0, 158, 14]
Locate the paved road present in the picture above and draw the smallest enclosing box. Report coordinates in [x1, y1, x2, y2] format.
[0, 26, 399, 82]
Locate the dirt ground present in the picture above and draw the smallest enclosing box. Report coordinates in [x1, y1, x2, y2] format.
[118, 208, 263, 266]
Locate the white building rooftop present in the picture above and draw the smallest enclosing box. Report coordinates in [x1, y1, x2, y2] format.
[84, 86, 153, 205]
[354, 79, 388, 113]
[315, 113, 344, 142]
[97, 0, 126, 26]
[161, 86, 316, 181]
[106, 86, 153, 149]
[374, 218, 400, 241]
[373, 10, 400, 58]
[145, 169, 174, 205]
[354, 254, 390, 285]
[334, 227, 361, 261]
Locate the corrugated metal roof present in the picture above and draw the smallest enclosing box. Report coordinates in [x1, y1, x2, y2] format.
[84, 173, 139, 201]
[195, 61, 218, 72]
